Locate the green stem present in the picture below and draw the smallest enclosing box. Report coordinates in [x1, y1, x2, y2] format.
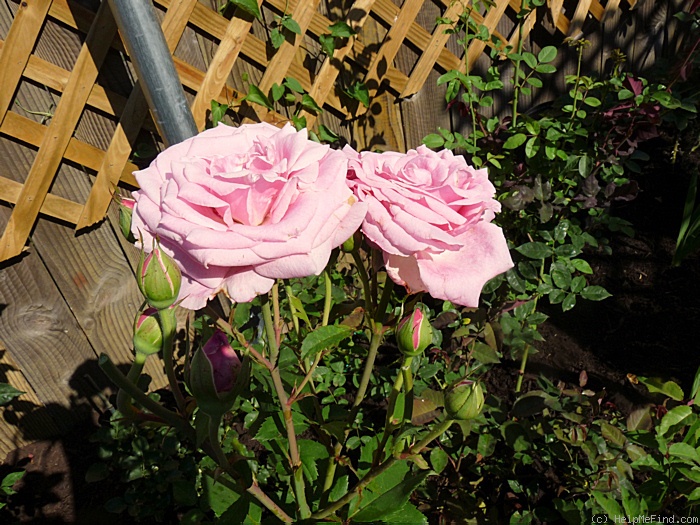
[116, 352, 147, 417]
[402, 359, 414, 424]
[567, 43, 585, 132]
[99, 353, 192, 438]
[515, 344, 530, 393]
[285, 284, 300, 335]
[313, 418, 456, 520]
[261, 297, 279, 366]
[373, 278, 394, 325]
[511, 8, 526, 128]
[322, 269, 332, 327]
[159, 307, 187, 415]
[351, 248, 373, 317]
[263, 292, 310, 519]
[351, 323, 383, 414]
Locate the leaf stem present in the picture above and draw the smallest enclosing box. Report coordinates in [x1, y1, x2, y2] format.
[322, 269, 332, 327]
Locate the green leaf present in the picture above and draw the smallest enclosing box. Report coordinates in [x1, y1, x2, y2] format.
[658, 405, 693, 436]
[329, 20, 355, 38]
[352, 470, 431, 522]
[637, 377, 684, 401]
[562, 293, 576, 312]
[203, 472, 242, 517]
[0, 383, 24, 405]
[230, 0, 261, 20]
[534, 63, 556, 74]
[584, 96, 601, 107]
[300, 325, 353, 360]
[618, 89, 634, 100]
[669, 442, 700, 463]
[503, 133, 528, 149]
[288, 292, 311, 327]
[301, 93, 323, 114]
[600, 421, 626, 447]
[523, 52, 537, 69]
[318, 124, 339, 143]
[423, 134, 444, 149]
[515, 242, 552, 259]
[537, 45, 557, 63]
[551, 263, 572, 289]
[244, 85, 273, 110]
[270, 83, 285, 102]
[210, 100, 227, 127]
[329, 474, 349, 502]
[578, 155, 593, 177]
[281, 16, 301, 35]
[581, 286, 612, 301]
[472, 341, 501, 364]
[284, 76, 304, 94]
[298, 439, 329, 482]
[571, 258, 593, 274]
[525, 136, 540, 158]
[270, 27, 285, 49]
[382, 501, 428, 524]
[319, 33, 335, 56]
[429, 448, 449, 474]
[347, 82, 370, 108]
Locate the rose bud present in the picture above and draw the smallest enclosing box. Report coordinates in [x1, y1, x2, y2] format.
[444, 380, 485, 421]
[396, 308, 433, 357]
[118, 197, 136, 243]
[137, 241, 182, 310]
[189, 330, 241, 416]
[133, 307, 163, 357]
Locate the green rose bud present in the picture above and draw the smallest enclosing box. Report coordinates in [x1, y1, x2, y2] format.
[137, 240, 182, 310]
[396, 308, 433, 357]
[133, 307, 163, 357]
[444, 380, 485, 421]
[118, 197, 136, 243]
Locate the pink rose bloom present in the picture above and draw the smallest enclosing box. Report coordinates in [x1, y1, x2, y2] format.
[346, 145, 513, 307]
[131, 123, 367, 309]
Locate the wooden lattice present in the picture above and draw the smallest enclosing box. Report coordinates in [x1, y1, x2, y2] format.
[0, 0, 636, 263]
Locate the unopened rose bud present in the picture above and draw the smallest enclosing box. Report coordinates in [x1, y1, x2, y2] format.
[137, 241, 181, 310]
[133, 307, 163, 356]
[118, 197, 136, 243]
[396, 308, 433, 357]
[444, 380, 485, 420]
[189, 330, 241, 416]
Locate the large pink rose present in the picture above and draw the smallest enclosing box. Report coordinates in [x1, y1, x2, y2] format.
[346, 145, 513, 307]
[131, 123, 367, 310]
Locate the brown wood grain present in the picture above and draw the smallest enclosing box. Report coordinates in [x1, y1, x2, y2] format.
[0, 1, 116, 261]
[0, 0, 53, 124]
[190, 0, 263, 131]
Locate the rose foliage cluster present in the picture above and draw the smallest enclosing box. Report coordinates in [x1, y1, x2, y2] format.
[130, 123, 513, 311]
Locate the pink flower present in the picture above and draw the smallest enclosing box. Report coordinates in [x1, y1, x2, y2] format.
[131, 123, 367, 309]
[346, 145, 513, 307]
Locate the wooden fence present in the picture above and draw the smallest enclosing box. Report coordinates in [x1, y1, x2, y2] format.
[0, 0, 684, 455]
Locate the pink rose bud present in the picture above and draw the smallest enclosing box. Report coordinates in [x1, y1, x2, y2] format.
[444, 380, 485, 421]
[137, 241, 182, 310]
[118, 197, 136, 243]
[189, 330, 241, 416]
[396, 308, 433, 357]
[133, 307, 163, 356]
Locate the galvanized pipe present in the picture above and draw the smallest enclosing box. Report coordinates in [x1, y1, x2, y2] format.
[107, 0, 198, 146]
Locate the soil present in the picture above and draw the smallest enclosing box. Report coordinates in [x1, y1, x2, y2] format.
[1, 139, 698, 524]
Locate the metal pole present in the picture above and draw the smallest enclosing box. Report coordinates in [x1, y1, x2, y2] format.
[108, 0, 198, 146]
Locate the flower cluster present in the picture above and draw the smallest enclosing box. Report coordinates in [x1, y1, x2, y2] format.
[130, 123, 513, 309]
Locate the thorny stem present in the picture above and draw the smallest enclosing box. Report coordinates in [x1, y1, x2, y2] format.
[159, 307, 187, 415]
[567, 42, 586, 132]
[263, 291, 310, 519]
